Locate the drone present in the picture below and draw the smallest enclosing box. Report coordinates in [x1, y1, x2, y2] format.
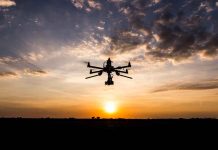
[85, 58, 132, 85]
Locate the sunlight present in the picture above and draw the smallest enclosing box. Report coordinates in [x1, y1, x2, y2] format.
[104, 101, 117, 114]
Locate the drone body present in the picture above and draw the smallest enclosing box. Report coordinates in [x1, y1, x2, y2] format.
[85, 58, 132, 85]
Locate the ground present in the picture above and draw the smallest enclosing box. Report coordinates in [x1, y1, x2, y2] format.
[0, 118, 217, 147]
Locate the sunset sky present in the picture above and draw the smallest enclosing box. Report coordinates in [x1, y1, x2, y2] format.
[0, 0, 218, 118]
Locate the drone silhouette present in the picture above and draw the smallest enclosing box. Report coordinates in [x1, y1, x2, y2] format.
[85, 58, 132, 85]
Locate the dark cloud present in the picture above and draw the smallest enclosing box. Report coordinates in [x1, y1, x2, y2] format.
[107, 30, 146, 54]
[104, 0, 153, 55]
[152, 79, 218, 92]
[0, 71, 17, 78]
[105, 0, 218, 61]
[147, 2, 218, 61]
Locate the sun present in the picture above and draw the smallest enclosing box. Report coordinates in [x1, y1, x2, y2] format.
[104, 101, 117, 114]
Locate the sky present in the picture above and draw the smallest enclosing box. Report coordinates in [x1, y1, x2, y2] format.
[0, 0, 218, 118]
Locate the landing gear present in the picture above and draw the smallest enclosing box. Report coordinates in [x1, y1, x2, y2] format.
[105, 73, 114, 85]
[105, 80, 114, 85]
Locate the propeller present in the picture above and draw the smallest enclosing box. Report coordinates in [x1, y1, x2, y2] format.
[119, 74, 133, 79]
[85, 74, 100, 79]
[128, 62, 131, 67]
[90, 70, 103, 75]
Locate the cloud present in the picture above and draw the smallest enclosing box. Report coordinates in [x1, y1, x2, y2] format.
[103, 0, 218, 62]
[0, 56, 39, 69]
[71, 0, 84, 9]
[71, 0, 102, 11]
[0, 71, 17, 78]
[103, 1, 153, 56]
[153, 0, 161, 4]
[109, 0, 124, 3]
[96, 26, 104, 31]
[108, 30, 146, 55]
[0, 0, 16, 7]
[0, 56, 19, 65]
[0, 55, 47, 77]
[147, 5, 218, 61]
[152, 79, 218, 92]
[0, 54, 47, 77]
[24, 69, 47, 76]
[87, 0, 102, 10]
[23, 52, 44, 61]
[1, 0, 218, 73]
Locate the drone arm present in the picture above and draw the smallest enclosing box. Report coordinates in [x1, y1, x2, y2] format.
[115, 62, 131, 69]
[85, 74, 100, 79]
[90, 70, 103, 74]
[115, 66, 128, 69]
[88, 66, 103, 69]
[119, 74, 133, 79]
[115, 69, 128, 74]
[87, 63, 103, 69]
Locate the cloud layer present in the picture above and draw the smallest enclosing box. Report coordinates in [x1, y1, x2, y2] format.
[152, 79, 218, 92]
[0, 71, 17, 78]
[0, 56, 47, 78]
